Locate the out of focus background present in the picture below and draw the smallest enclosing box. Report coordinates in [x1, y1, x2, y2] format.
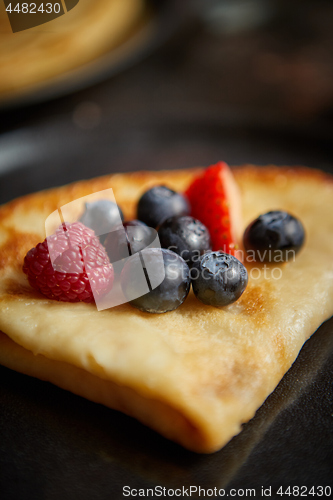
[1, 1, 333, 496]
[0, 0, 332, 204]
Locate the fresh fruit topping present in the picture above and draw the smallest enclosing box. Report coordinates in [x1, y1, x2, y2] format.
[23, 222, 114, 303]
[104, 220, 157, 266]
[191, 251, 248, 307]
[243, 210, 305, 263]
[137, 186, 190, 229]
[79, 200, 124, 241]
[121, 248, 191, 313]
[158, 216, 211, 266]
[185, 162, 242, 256]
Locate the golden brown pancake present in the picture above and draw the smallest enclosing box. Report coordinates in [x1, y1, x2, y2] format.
[0, 165, 333, 453]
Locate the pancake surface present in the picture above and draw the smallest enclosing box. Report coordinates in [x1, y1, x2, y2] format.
[0, 165, 333, 453]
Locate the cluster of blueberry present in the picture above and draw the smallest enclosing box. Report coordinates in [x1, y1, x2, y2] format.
[79, 186, 247, 313]
[79, 185, 305, 313]
[23, 179, 305, 312]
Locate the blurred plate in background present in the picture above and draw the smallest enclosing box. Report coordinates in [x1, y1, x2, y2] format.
[0, 0, 182, 109]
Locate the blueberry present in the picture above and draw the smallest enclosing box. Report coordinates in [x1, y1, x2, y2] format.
[121, 248, 191, 313]
[158, 216, 211, 266]
[137, 186, 190, 229]
[191, 251, 248, 307]
[243, 211, 305, 262]
[79, 200, 124, 241]
[104, 220, 157, 266]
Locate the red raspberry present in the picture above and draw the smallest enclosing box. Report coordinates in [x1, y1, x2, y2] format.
[23, 222, 114, 303]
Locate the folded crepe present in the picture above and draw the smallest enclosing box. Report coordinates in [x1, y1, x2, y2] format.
[0, 165, 332, 453]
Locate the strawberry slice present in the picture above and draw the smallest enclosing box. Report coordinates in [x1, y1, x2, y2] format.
[185, 162, 242, 257]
